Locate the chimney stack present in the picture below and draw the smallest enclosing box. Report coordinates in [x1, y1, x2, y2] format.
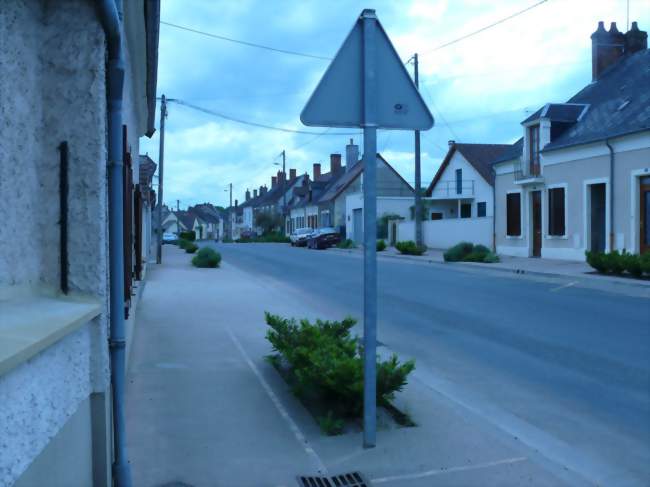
[235, 199, 238, 207]
[271, 176, 277, 188]
[253, 189, 258, 198]
[330, 154, 342, 174]
[290, 168, 297, 179]
[260, 185, 268, 195]
[448, 140, 456, 147]
[591, 21, 626, 81]
[245, 189, 250, 201]
[345, 138, 359, 172]
[625, 21, 648, 54]
[313, 163, 321, 180]
[279, 170, 286, 183]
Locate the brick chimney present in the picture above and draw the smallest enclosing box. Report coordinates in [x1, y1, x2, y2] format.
[278, 170, 286, 183]
[591, 21, 626, 81]
[313, 163, 321, 180]
[345, 138, 359, 172]
[235, 199, 238, 207]
[290, 168, 297, 179]
[260, 185, 267, 195]
[245, 189, 250, 201]
[625, 21, 648, 54]
[330, 153, 342, 174]
[253, 189, 258, 198]
[271, 176, 277, 188]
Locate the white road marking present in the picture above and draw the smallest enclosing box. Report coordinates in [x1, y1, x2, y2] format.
[550, 281, 577, 292]
[371, 456, 528, 484]
[227, 328, 327, 475]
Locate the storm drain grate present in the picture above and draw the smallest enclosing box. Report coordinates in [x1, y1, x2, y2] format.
[297, 471, 370, 487]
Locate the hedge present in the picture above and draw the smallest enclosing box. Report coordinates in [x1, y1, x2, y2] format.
[395, 240, 426, 255]
[586, 250, 649, 278]
[376, 239, 387, 251]
[443, 242, 499, 264]
[191, 247, 221, 268]
[179, 231, 196, 241]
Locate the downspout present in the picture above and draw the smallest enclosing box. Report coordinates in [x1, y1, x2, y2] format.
[491, 166, 496, 252]
[98, 1, 132, 486]
[606, 139, 615, 251]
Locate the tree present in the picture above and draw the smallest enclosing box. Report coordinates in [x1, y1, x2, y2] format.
[255, 211, 283, 235]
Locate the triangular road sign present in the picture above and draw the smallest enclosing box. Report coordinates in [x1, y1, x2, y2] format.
[301, 10, 434, 130]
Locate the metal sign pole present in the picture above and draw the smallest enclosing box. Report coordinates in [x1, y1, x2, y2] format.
[361, 9, 378, 449]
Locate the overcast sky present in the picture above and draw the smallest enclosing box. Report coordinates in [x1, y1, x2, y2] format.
[141, 0, 650, 209]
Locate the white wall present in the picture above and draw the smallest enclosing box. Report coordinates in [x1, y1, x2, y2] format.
[345, 194, 414, 240]
[398, 218, 494, 249]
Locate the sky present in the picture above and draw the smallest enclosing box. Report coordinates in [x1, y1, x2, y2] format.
[141, 0, 650, 209]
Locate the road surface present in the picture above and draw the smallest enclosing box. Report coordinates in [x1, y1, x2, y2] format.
[209, 242, 650, 486]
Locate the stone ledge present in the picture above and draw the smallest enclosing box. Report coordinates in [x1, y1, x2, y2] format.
[0, 292, 101, 377]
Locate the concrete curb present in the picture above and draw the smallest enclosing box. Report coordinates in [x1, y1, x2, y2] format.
[326, 246, 650, 290]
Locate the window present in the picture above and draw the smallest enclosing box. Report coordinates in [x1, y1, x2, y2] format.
[548, 187, 566, 236]
[460, 203, 471, 218]
[456, 169, 462, 194]
[430, 212, 443, 220]
[506, 193, 521, 236]
[477, 202, 487, 218]
[528, 124, 540, 174]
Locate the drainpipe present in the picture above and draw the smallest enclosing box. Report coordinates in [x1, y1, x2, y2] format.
[491, 167, 496, 252]
[97, 1, 132, 486]
[606, 139, 615, 251]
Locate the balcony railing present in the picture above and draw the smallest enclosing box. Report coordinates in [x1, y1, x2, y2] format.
[429, 180, 475, 199]
[514, 156, 542, 181]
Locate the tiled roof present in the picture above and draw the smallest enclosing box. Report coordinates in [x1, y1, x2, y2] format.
[138, 154, 157, 185]
[190, 204, 221, 224]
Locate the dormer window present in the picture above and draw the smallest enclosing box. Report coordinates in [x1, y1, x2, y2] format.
[528, 124, 540, 175]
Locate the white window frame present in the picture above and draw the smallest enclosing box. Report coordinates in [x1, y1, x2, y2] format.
[544, 182, 568, 239]
[583, 177, 610, 253]
[505, 189, 523, 239]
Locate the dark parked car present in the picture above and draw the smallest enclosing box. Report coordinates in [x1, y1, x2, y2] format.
[307, 227, 341, 249]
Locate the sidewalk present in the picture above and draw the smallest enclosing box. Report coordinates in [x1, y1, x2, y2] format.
[330, 245, 650, 288]
[126, 246, 591, 487]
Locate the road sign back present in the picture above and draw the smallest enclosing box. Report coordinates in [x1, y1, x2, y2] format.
[300, 11, 434, 130]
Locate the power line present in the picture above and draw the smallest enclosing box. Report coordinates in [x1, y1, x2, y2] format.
[422, 0, 550, 54]
[419, 83, 458, 140]
[160, 20, 331, 60]
[166, 98, 359, 136]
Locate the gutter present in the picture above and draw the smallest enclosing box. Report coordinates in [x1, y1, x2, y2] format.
[605, 139, 615, 251]
[97, 1, 132, 485]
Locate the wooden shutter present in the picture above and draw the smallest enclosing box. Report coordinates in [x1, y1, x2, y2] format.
[548, 188, 565, 236]
[506, 193, 521, 236]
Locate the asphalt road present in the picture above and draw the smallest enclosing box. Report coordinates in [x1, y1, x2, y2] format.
[208, 242, 650, 486]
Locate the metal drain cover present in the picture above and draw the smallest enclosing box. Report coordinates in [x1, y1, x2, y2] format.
[297, 471, 370, 487]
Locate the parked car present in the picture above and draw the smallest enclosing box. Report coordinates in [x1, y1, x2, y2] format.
[290, 227, 313, 247]
[307, 227, 341, 249]
[162, 232, 177, 244]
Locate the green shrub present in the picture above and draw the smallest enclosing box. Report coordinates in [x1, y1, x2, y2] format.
[317, 411, 345, 436]
[604, 250, 625, 275]
[179, 231, 196, 241]
[191, 247, 221, 268]
[376, 239, 387, 251]
[395, 240, 426, 255]
[178, 238, 191, 250]
[443, 242, 474, 262]
[185, 243, 198, 254]
[265, 313, 415, 421]
[641, 252, 650, 275]
[621, 251, 643, 278]
[337, 239, 356, 249]
[586, 251, 607, 273]
[483, 251, 500, 263]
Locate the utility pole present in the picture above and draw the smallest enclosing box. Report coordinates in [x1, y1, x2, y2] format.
[413, 54, 423, 248]
[228, 183, 232, 240]
[281, 150, 286, 234]
[176, 199, 179, 212]
[156, 94, 167, 264]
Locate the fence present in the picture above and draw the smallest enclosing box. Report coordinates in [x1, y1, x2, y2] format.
[398, 217, 493, 249]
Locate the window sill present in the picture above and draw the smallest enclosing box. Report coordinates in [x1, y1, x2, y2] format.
[505, 235, 524, 239]
[545, 235, 568, 240]
[0, 291, 101, 377]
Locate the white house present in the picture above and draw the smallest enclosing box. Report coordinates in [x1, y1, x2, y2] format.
[493, 22, 649, 260]
[0, 1, 159, 486]
[397, 142, 509, 249]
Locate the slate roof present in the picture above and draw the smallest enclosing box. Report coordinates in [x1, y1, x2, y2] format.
[545, 48, 650, 151]
[175, 211, 199, 230]
[522, 103, 589, 125]
[255, 176, 301, 208]
[189, 203, 221, 224]
[427, 143, 510, 194]
[138, 154, 157, 186]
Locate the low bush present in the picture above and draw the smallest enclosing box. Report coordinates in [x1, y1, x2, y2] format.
[185, 242, 198, 254]
[191, 247, 221, 268]
[178, 239, 191, 250]
[265, 313, 415, 426]
[179, 231, 196, 242]
[395, 240, 426, 255]
[586, 250, 649, 278]
[443, 242, 474, 262]
[641, 252, 650, 274]
[376, 239, 387, 251]
[483, 251, 500, 263]
[237, 232, 290, 243]
[337, 239, 356, 249]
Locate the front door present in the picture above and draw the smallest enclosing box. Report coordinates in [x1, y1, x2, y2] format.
[641, 177, 650, 254]
[353, 208, 363, 244]
[531, 191, 542, 257]
[590, 183, 607, 253]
